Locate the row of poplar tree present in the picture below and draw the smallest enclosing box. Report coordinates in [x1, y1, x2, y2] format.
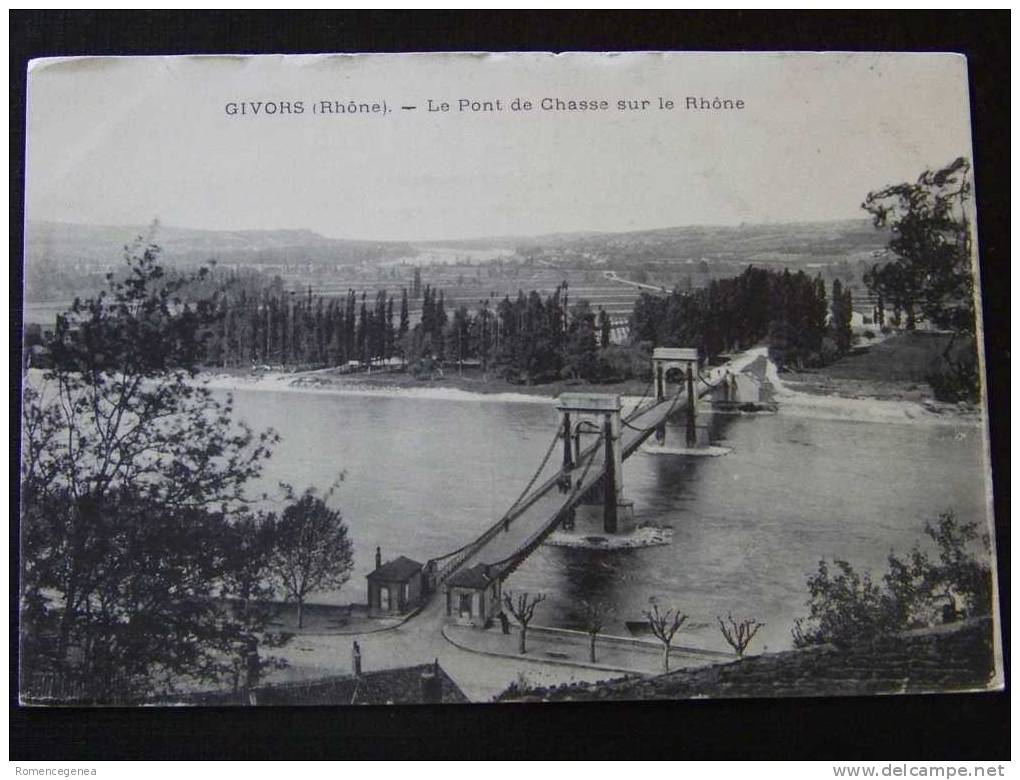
[203, 275, 620, 383]
[209, 283, 410, 369]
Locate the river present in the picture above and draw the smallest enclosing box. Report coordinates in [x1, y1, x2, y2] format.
[229, 386, 991, 653]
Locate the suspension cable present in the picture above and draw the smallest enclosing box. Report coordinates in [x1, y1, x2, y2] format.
[490, 435, 604, 574]
[623, 377, 656, 421]
[428, 424, 563, 567]
[620, 387, 685, 434]
[502, 425, 564, 516]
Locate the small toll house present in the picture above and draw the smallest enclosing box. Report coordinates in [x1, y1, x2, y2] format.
[445, 564, 502, 628]
[366, 548, 423, 615]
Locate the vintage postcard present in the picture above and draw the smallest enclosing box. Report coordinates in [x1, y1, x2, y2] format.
[19, 51, 1001, 705]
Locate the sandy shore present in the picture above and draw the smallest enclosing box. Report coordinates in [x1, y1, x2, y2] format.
[199, 370, 559, 406]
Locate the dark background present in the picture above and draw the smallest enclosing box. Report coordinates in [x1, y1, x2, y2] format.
[10, 10, 1009, 761]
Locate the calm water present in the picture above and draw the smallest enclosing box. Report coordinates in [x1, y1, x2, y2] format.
[229, 388, 991, 652]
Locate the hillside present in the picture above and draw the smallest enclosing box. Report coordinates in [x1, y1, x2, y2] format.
[25, 221, 416, 274]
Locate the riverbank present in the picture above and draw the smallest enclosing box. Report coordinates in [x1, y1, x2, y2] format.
[193, 334, 980, 427]
[768, 333, 982, 426]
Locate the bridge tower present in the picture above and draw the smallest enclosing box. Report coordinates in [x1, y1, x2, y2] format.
[650, 347, 704, 448]
[555, 393, 635, 535]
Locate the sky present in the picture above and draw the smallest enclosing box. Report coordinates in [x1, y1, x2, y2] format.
[25, 52, 975, 243]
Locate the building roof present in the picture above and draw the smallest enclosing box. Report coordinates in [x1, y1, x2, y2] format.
[367, 555, 423, 582]
[445, 563, 493, 590]
[652, 347, 699, 362]
[166, 663, 469, 706]
[254, 663, 469, 706]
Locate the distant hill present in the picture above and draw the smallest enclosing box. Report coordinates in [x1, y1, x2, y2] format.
[510, 219, 890, 272]
[23, 218, 891, 304]
[25, 221, 417, 273]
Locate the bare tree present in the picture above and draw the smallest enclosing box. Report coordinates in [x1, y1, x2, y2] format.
[645, 604, 689, 672]
[503, 590, 546, 654]
[582, 601, 610, 663]
[717, 613, 764, 657]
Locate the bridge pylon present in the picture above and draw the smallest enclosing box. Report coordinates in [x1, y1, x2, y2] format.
[650, 347, 709, 449]
[555, 393, 635, 534]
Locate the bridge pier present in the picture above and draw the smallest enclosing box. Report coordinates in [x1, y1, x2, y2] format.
[650, 347, 710, 449]
[556, 393, 635, 535]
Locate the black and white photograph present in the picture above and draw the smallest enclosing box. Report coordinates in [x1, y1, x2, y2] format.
[17, 50, 1003, 710]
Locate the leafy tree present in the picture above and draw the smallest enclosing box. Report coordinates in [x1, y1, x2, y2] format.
[830, 278, 853, 354]
[20, 239, 277, 701]
[791, 559, 893, 649]
[270, 488, 354, 629]
[716, 613, 764, 657]
[563, 301, 599, 381]
[361, 291, 373, 365]
[645, 604, 689, 671]
[884, 511, 993, 626]
[503, 590, 546, 654]
[398, 288, 410, 365]
[862, 157, 975, 335]
[217, 510, 293, 692]
[863, 160, 980, 401]
[597, 308, 612, 348]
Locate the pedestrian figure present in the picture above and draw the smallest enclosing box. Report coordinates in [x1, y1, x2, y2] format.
[352, 640, 362, 676]
[499, 611, 510, 635]
[244, 636, 261, 690]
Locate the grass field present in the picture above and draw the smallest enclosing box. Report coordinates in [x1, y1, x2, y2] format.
[782, 332, 955, 402]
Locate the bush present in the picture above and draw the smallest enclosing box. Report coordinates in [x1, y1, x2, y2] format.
[793, 512, 992, 648]
[597, 344, 651, 382]
[792, 560, 896, 648]
[926, 339, 980, 403]
[818, 337, 839, 366]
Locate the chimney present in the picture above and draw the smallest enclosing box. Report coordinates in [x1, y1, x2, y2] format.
[375, 546, 382, 569]
[420, 660, 442, 704]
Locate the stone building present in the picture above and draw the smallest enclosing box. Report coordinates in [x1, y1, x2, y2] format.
[366, 547, 423, 615]
[445, 563, 502, 627]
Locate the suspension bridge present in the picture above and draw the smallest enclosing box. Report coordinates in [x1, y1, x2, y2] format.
[402, 347, 744, 624]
